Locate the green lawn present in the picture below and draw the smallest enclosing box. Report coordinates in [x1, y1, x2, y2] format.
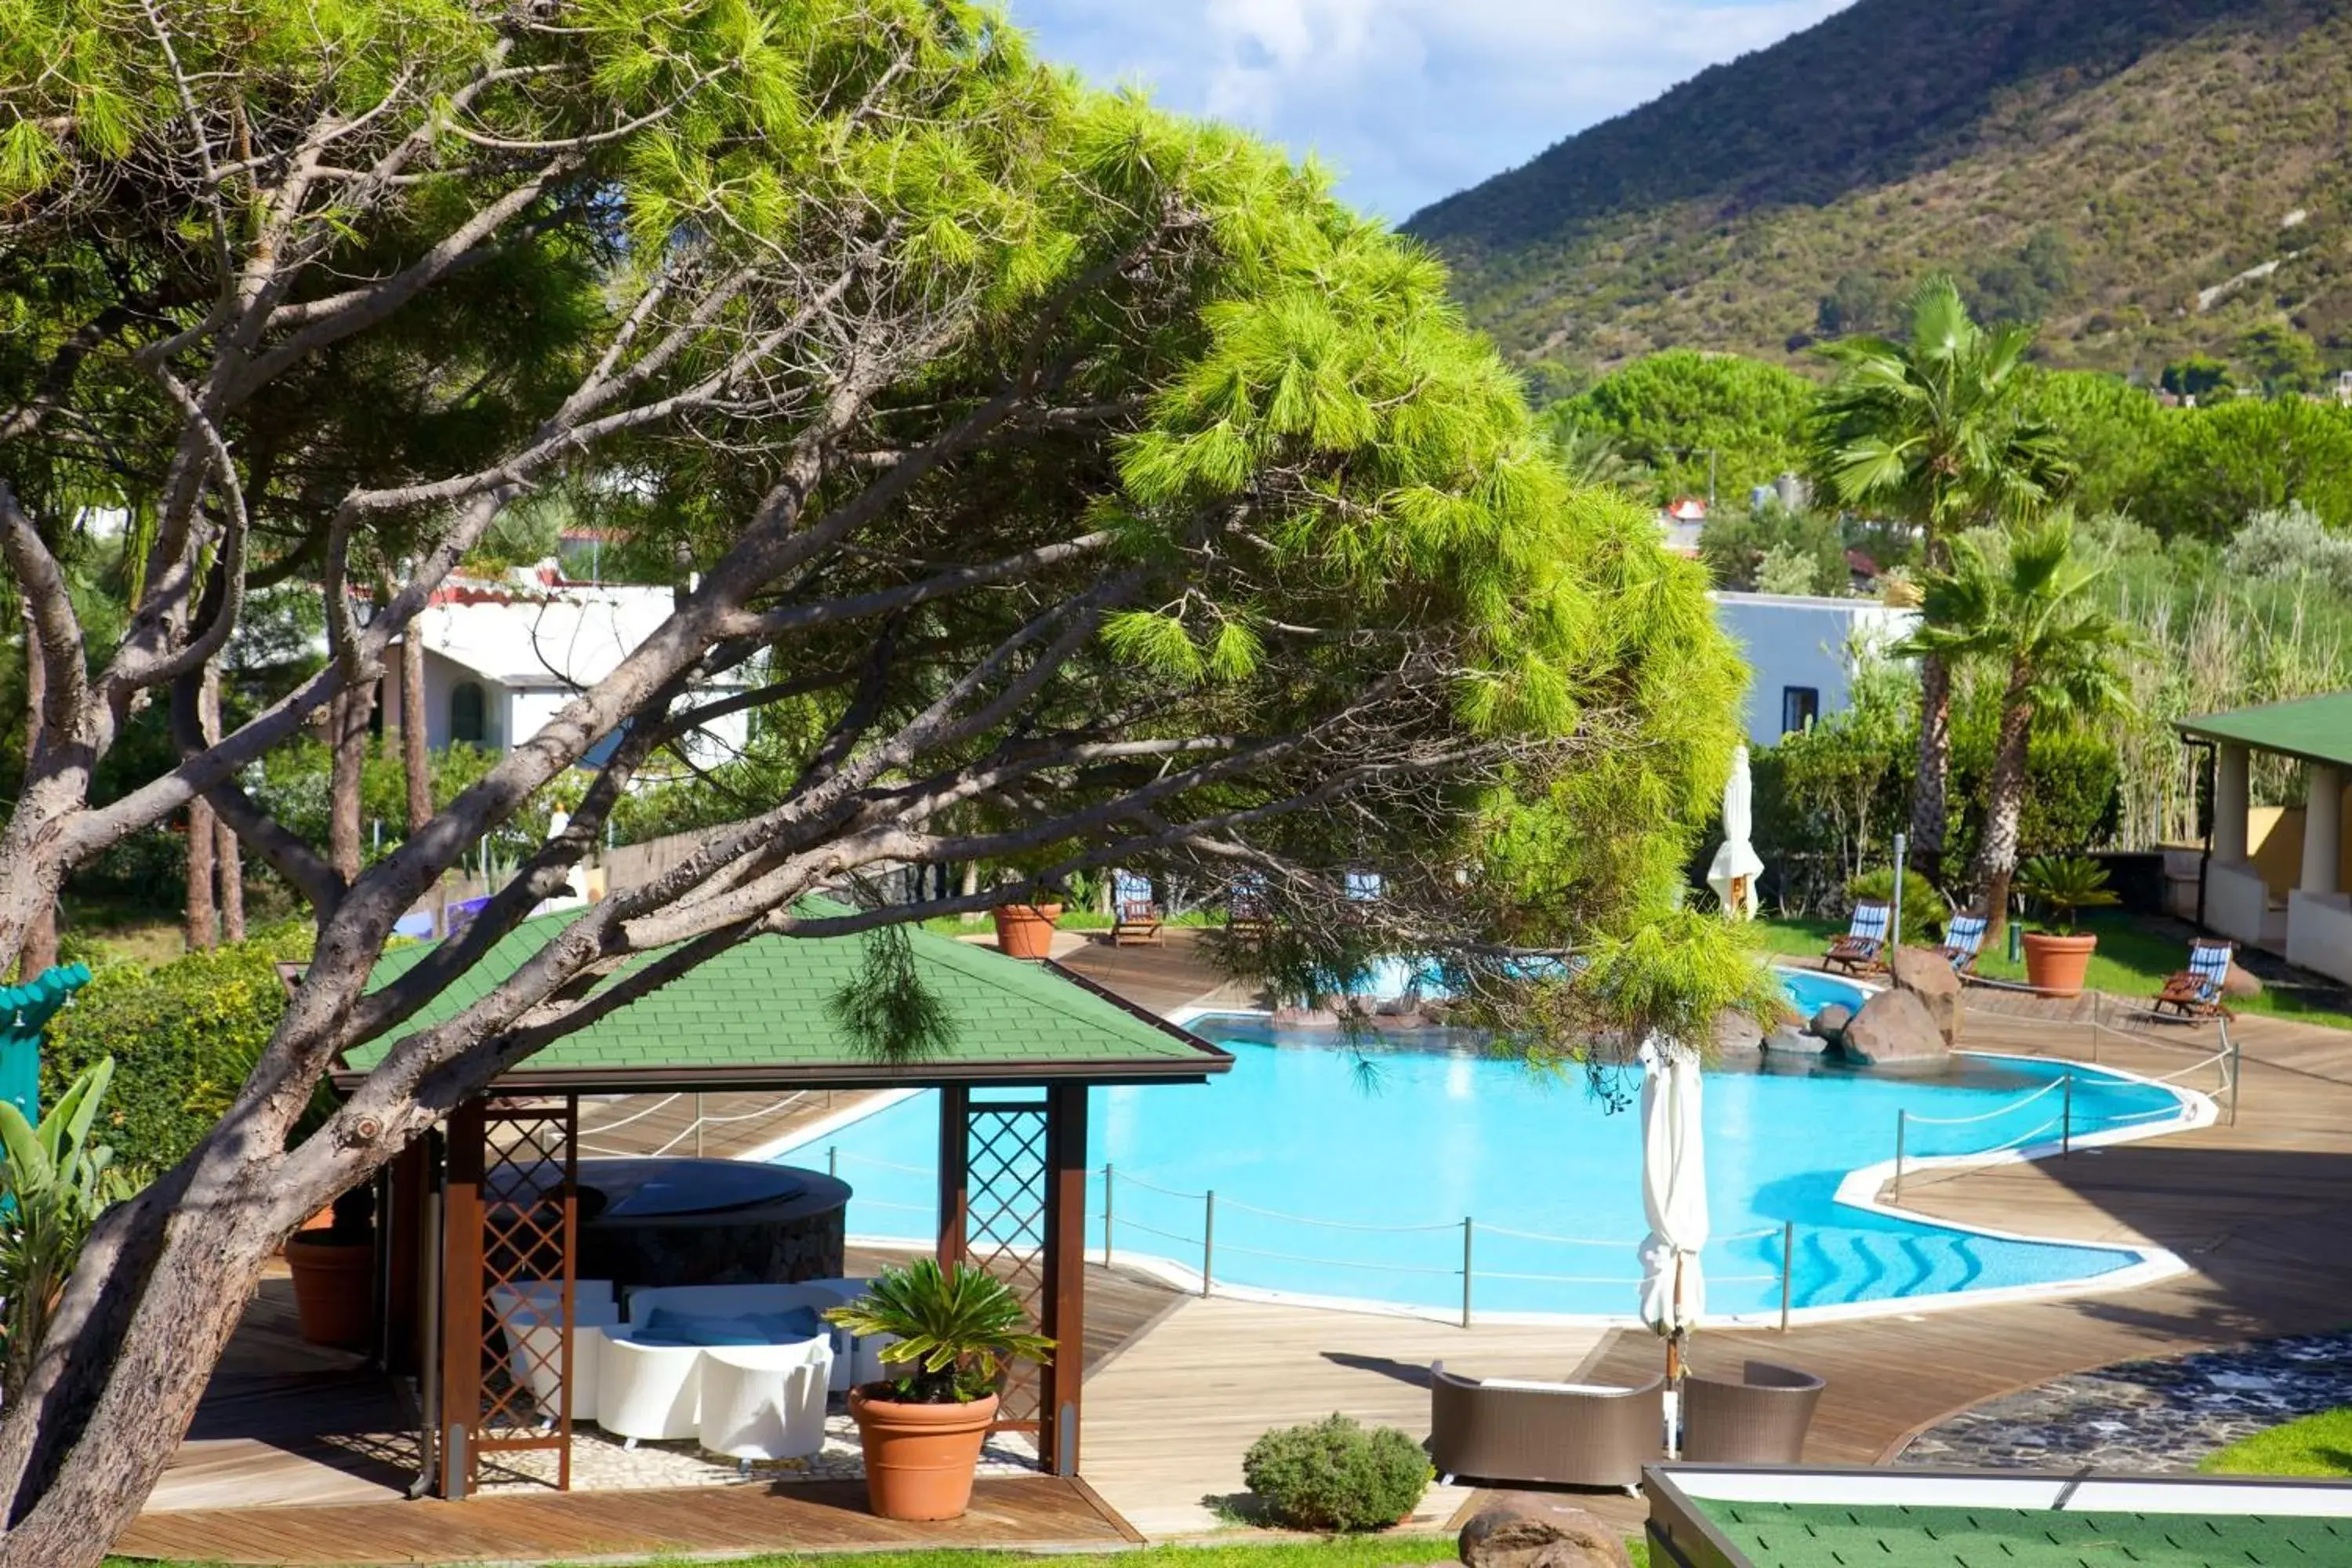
[2198, 1407, 2352, 1478]
[107, 1538, 1474, 1568]
[1757, 912, 2352, 1031]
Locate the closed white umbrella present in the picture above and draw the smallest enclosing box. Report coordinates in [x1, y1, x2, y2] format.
[1638, 1036, 1708, 1449]
[1705, 745, 1765, 919]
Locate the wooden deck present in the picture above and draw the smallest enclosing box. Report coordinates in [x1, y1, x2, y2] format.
[114, 1475, 1141, 1564]
[1573, 981, 2352, 1467]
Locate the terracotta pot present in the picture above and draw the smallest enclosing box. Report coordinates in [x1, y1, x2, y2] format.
[848, 1388, 999, 1520]
[989, 903, 1062, 960]
[2021, 931, 2099, 999]
[285, 1232, 376, 1348]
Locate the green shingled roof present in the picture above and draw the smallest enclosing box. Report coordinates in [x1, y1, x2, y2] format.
[2176, 691, 2352, 771]
[1696, 1500, 2352, 1568]
[339, 903, 1229, 1091]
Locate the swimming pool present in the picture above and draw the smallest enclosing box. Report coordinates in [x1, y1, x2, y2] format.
[775, 978, 2199, 1322]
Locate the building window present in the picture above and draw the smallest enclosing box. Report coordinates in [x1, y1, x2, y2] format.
[450, 681, 487, 746]
[1781, 686, 1820, 735]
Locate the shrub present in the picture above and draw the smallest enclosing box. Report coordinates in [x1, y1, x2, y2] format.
[42, 924, 322, 1178]
[1847, 867, 1942, 945]
[2223, 503, 2352, 598]
[1241, 1414, 1432, 1531]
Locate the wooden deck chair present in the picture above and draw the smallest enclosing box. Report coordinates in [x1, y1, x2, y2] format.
[1109, 871, 1163, 946]
[1939, 910, 1990, 977]
[1227, 873, 1272, 939]
[2153, 938, 2235, 1019]
[1823, 898, 1891, 975]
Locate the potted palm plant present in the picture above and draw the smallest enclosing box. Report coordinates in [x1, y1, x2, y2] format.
[824, 1258, 1054, 1521]
[2013, 855, 2119, 999]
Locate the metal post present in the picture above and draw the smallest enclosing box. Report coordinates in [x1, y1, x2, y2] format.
[1780, 1221, 1795, 1333]
[694, 1091, 704, 1158]
[1102, 1163, 1115, 1267]
[2227, 1018, 2241, 1126]
[828, 1144, 838, 1179]
[1201, 1189, 1216, 1298]
[2061, 1073, 2074, 1158]
[1891, 832, 1907, 952]
[1893, 1110, 1907, 1202]
[1461, 1217, 1475, 1329]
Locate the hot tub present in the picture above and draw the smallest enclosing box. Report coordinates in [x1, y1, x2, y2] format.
[489, 1156, 852, 1290]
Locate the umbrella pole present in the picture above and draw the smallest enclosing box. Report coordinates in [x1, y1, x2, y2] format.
[1665, 1256, 1686, 1457]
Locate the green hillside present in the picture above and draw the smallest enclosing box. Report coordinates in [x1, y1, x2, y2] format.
[1406, 0, 2352, 383]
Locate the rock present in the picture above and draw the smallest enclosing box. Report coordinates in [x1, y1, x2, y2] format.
[1806, 1003, 1853, 1045]
[1271, 1005, 1338, 1029]
[1764, 1024, 1828, 1055]
[1888, 944, 1963, 1047]
[1458, 1495, 1632, 1568]
[2223, 961, 2264, 1000]
[1711, 1007, 1765, 1057]
[1838, 987, 1951, 1068]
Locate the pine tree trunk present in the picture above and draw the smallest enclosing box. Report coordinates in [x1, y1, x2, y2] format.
[15, 596, 57, 980]
[183, 797, 216, 952]
[1973, 670, 2036, 945]
[216, 817, 245, 944]
[401, 632, 429, 833]
[327, 687, 370, 886]
[1908, 648, 1953, 888]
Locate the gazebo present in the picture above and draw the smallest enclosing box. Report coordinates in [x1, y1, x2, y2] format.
[2177, 691, 2352, 986]
[333, 906, 1232, 1501]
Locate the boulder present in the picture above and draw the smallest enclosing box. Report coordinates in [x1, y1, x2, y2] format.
[1764, 1024, 1828, 1056]
[1271, 1004, 1338, 1029]
[1458, 1495, 1632, 1568]
[1838, 987, 1950, 1068]
[1805, 1003, 1853, 1047]
[2223, 960, 2265, 1000]
[1711, 1007, 1765, 1058]
[1888, 943, 1964, 1047]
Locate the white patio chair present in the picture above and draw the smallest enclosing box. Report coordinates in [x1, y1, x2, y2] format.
[490, 1279, 617, 1321]
[508, 1305, 622, 1425]
[622, 1283, 837, 1322]
[793, 1277, 893, 1392]
[593, 1326, 705, 1446]
[696, 1334, 834, 1469]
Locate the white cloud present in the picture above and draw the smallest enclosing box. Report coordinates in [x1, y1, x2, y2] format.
[1004, 0, 1853, 220]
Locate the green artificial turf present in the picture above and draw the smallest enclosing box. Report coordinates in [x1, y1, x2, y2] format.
[2201, 1407, 2352, 1478]
[1756, 912, 2352, 1031]
[1697, 1499, 2352, 1566]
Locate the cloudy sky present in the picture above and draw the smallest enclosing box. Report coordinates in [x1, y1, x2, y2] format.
[1004, 0, 1854, 223]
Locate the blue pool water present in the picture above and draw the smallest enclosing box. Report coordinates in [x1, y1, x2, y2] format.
[782, 982, 2188, 1319]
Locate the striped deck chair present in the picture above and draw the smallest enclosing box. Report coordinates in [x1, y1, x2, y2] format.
[1939, 910, 1990, 977]
[1823, 898, 1891, 975]
[1109, 870, 1163, 946]
[2153, 938, 2235, 1019]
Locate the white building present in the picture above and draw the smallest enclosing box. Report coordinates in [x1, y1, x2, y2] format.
[387, 572, 755, 767]
[1711, 591, 1918, 746]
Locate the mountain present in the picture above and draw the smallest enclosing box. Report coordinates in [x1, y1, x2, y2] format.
[1405, 0, 2352, 385]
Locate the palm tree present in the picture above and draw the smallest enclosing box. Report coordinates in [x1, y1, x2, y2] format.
[1812, 276, 2073, 888]
[1900, 514, 2132, 939]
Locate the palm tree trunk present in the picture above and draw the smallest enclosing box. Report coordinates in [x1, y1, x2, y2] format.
[1974, 668, 2036, 943]
[1909, 649, 1953, 887]
[183, 796, 216, 952]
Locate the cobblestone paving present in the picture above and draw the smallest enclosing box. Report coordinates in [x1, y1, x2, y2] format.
[1900, 1332, 2352, 1472]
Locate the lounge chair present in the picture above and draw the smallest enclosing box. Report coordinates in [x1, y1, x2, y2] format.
[1110, 871, 1163, 946]
[1680, 1360, 1826, 1465]
[1227, 873, 1272, 939]
[1939, 910, 1989, 977]
[1428, 1361, 1664, 1494]
[697, 1335, 834, 1466]
[1822, 899, 1891, 975]
[2153, 938, 2235, 1019]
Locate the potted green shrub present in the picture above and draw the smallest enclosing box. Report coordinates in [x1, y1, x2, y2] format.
[2013, 855, 2119, 999]
[285, 1184, 376, 1349]
[824, 1258, 1054, 1521]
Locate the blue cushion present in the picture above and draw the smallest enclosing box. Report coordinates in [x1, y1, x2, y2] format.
[636, 1305, 826, 1347]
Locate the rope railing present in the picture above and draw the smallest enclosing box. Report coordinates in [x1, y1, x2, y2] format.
[1899, 1074, 2067, 1127]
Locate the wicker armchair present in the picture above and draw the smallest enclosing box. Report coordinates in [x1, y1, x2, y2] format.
[1428, 1362, 1664, 1493]
[1679, 1359, 1825, 1464]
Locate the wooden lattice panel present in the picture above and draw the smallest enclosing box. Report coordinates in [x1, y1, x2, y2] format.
[961, 1095, 1050, 1432]
[444, 1095, 579, 1494]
